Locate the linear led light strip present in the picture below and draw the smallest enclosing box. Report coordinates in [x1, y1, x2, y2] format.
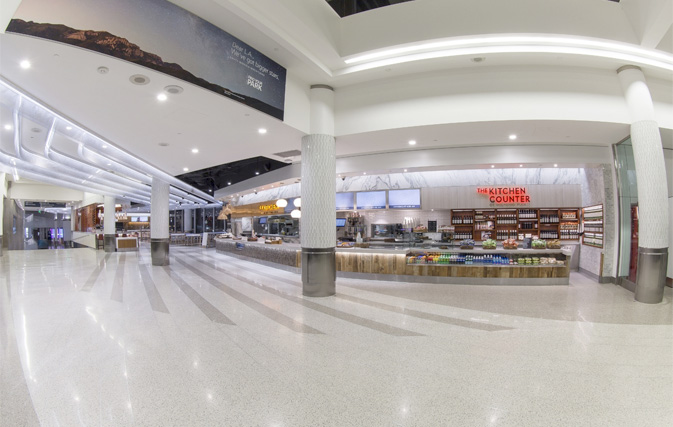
[342, 34, 673, 72]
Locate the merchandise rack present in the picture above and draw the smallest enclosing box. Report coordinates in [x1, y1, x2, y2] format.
[450, 207, 581, 241]
[582, 204, 603, 248]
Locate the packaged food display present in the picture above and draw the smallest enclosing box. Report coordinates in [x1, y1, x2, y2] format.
[502, 238, 518, 249]
[532, 239, 547, 249]
[546, 239, 561, 249]
[460, 239, 475, 249]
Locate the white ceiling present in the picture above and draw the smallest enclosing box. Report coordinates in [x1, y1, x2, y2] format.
[0, 0, 671, 193]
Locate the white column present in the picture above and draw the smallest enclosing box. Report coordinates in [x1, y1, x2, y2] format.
[183, 208, 193, 232]
[301, 85, 336, 297]
[103, 195, 116, 252]
[0, 175, 4, 256]
[151, 177, 170, 265]
[617, 65, 669, 303]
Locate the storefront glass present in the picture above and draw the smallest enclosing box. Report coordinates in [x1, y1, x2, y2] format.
[614, 138, 639, 282]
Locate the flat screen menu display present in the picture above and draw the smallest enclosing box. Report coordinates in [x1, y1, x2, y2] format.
[336, 192, 354, 210]
[356, 191, 386, 210]
[388, 189, 421, 209]
[335, 218, 346, 227]
[259, 217, 267, 224]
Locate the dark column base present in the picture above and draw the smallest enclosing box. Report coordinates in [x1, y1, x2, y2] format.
[301, 247, 335, 297]
[104, 234, 116, 253]
[635, 247, 668, 304]
[151, 238, 170, 266]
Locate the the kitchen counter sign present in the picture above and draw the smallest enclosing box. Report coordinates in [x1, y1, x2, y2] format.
[477, 187, 531, 204]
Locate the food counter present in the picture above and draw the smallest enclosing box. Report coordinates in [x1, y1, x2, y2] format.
[215, 238, 573, 285]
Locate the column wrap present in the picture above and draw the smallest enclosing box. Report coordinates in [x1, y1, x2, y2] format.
[103, 195, 116, 252]
[151, 177, 170, 266]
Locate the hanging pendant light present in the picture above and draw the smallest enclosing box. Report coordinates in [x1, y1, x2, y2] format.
[276, 198, 288, 208]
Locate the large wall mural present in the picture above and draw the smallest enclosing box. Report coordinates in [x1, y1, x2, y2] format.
[7, 0, 287, 120]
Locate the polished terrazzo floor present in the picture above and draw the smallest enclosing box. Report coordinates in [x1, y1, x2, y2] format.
[1, 247, 672, 427]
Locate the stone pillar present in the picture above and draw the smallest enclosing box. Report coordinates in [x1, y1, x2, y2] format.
[301, 85, 336, 297]
[103, 195, 116, 252]
[183, 208, 193, 233]
[617, 65, 669, 303]
[151, 177, 170, 266]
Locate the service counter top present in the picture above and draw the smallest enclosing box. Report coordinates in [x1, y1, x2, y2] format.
[215, 238, 573, 285]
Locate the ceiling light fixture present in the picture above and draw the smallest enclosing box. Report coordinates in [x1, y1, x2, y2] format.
[183, 167, 189, 172]
[258, 128, 267, 134]
[519, 164, 523, 167]
[20, 60, 31, 69]
[157, 93, 168, 101]
[408, 140, 416, 145]
[404, 169, 408, 172]
[342, 35, 673, 73]
[66, 126, 73, 130]
[491, 165, 495, 168]
[509, 134, 517, 140]
[227, 182, 231, 185]
[554, 164, 558, 167]
[191, 148, 199, 153]
[276, 199, 288, 208]
[3, 124, 11, 130]
[255, 171, 259, 175]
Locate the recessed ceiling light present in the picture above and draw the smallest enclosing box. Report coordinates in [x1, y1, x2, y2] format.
[258, 128, 267, 134]
[255, 171, 259, 175]
[102, 145, 107, 149]
[404, 169, 408, 172]
[107, 163, 111, 166]
[164, 85, 183, 94]
[157, 93, 167, 101]
[408, 140, 416, 145]
[208, 189, 212, 192]
[191, 148, 199, 153]
[554, 164, 558, 167]
[471, 57, 485, 63]
[66, 126, 73, 130]
[227, 182, 231, 185]
[3, 124, 11, 130]
[97, 66, 109, 74]
[509, 134, 517, 140]
[363, 172, 366, 175]
[129, 74, 150, 85]
[491, 165, 495, 168]
[20, 60, 31, 69]
[183, 167, 189, 172]
[158, 142, 169, 147]
[519, 164, 523, 167]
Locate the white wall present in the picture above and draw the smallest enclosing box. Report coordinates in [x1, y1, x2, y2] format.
[339, 0, 638, 56]
[335, 66, 642, 137]
[80, 192, 104, 208]
[8, 183, 83, 202]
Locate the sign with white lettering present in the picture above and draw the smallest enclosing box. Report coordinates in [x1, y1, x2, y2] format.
[8, 0, 287, 119]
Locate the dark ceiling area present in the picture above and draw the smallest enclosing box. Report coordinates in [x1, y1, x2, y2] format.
[176, 156, 289, 195]
[326, 0, 413, 17]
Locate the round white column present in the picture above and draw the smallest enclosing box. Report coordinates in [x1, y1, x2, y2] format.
[183, 208, 193, 232]
[301, 85, 336, 297]
[0, 187, 4, 257]
[617, 65, 669, 303]
[151, 177, 170, 265]
[103, 195, 116, 252]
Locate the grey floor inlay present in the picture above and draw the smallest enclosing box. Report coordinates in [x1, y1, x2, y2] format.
[199, 251, 511, 332]
[110, 254, 126, 302]
[173, 257, 323, 334]
[163, 266, 235, 325]
[80, 253, 112, 292]
[138, 263, 170, 314]
[180, 253, 424, 337]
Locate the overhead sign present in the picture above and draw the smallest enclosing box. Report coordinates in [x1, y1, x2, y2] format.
[7, 0, 286, 119]
[477, 187, 531, 204]
[24, 201, 41, 208]
[259, 204, 278, 212]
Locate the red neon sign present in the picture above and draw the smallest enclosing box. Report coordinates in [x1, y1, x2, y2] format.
[477, 187, 530, 204]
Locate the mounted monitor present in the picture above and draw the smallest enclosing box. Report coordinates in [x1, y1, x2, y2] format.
[335, 218, 347, 227]
[336, 192, 354, 210]
[388, 189, 421, 209]
[356, 191, 386, 210]
[259, 217, 267, 224]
